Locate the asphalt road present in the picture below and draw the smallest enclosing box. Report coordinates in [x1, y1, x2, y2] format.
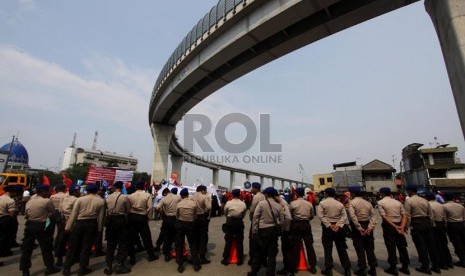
[2, 213, 465, 276]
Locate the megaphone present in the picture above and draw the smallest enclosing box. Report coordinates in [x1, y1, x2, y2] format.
[244, 181, 251, 189]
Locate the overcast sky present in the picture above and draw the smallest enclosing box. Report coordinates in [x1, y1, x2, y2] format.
[1, 1, 464, 187]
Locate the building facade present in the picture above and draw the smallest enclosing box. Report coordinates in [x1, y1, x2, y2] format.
[61, 146, 138, 171]
[312, 173, 334, 192]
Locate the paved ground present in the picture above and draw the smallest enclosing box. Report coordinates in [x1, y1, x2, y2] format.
[2, 213, 465, 275]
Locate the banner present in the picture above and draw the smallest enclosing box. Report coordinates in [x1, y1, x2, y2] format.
[114, 170, 134, 183]
[85, 165, 116, 185]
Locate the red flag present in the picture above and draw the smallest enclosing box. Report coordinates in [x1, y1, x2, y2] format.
[42, 175, 50, 186]
[62, 173, 72, 188]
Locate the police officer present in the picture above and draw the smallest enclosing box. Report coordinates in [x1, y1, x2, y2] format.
[317, 188, 351, 276]
[276, 191, 293, 276]
[104, 181, 131, 275]
[248, 182, 265, 266]
[425, 192, 453, 269]
[405, 185, 439, 274]
[377, 187, 409, 276]
[55, 184, 81, 267]
[154, 188, 171, 253]
[128, 181, 157, 265]
[193, 185, 211, 264]
[288, 187, 317, 275]
[51, 185, 66, 254]
[221, 189, 247, 266]
[443, 192, 465, 267]
[62, 183, 105, 276]
[348, 186, 377, 276]
[0, 185, 19, 260]
[20, 184, 59, 276]
[248, 187, 284, 276]
[156, 187, 181, 262]
[176, 188, 201, 273]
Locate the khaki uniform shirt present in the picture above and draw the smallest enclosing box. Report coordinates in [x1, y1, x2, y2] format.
[405, 194, 433, 219]
[279, 199, 292, 232]
[250, 192, 265, 220]
[443, 200, 465, 222]
[65, 194, 105, 232]
[290, 198, 314, 221]
[129, 190, 153, 218]
[429, 200, 446, 222]
[317, 197, 347, 228]
[25, 195, 54, 222]
[106, 191, 130, 216]
[377, 196, 406, 223]
[156, 193, 181, 216]
[59, 194, 78, 220]
[0, 193, 16, 217]
[252, 198, 285, 234]
[50, 192, 65, 210]
[193, 192, 211, 216]
[176, 198, 197, 222]
[348, 197, 377, 230]
[224, 198, 247, 219]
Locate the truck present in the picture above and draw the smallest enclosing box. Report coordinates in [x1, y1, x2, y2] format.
[0, 172, 27, 193]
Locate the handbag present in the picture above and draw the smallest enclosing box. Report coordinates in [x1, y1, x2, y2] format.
[266, 199, 282, 237]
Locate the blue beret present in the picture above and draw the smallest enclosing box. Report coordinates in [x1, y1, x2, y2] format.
[263, 187, 278, 196]
[425, 191, 435, 200]
[113, 181, 124, 189]
[379, 187, 391, 194]
[348, 186, 361, 193]
[36, 184, 50, 192]
[296, 187, 305, 194]
[405, 185, 418, 192]
[324, 188, 336, 195]
[443, 192, 454, 201]
[171, 187, 178, 194]
[252, 182, 261, 189]
[196, 185, 207, 192]
[180, 188, 189, 196]
[86, 184, 98, 192]
[135, 181, 145, 189]
[3, 185, 16, 192]
[232, 189, 241, 197]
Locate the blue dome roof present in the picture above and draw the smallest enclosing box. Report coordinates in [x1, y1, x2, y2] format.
[0, 138, 29, 165]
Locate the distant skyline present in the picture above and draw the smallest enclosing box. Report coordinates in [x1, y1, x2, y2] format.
[1, 1, 464, 186]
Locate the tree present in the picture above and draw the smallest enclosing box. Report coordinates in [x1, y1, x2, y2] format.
[132, 171, 151, 183]
[64, 163, 91, 183]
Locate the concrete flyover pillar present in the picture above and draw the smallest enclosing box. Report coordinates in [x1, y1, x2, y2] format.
[272, 178, 276, 188]
[246, 173, 251, 182]
[260, 176, 265, 186]
[281, 180, 285, 191]
[212, 168, 219, 186]
[230, 171, 235, 190]
[170, 155, 183, 182]
[425, 0, 465, 138]
[150, 123, 176, 184]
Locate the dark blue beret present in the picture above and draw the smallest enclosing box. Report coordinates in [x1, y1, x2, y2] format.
[296, 187, 305, 194]
[36, 184, 51, 192]
[324, 188, 336, 196]
[232, 189, 241, 197]
[348, 186, 361, 193]
[135, 181, 145, 189]
[263, 187, 278, 196]
[113, 181, 124, 189]
[171, 187, 178, 194]
[86, 184, 98, 192]
[180, 188, 189, 196]
[405, 185, 418, 192]
[196, 185, 207, 192]
[379, 187, 391, 194]
[3, 185, 16, 192]
[425, 191, 435, 200]
[252, 182, 261, 189]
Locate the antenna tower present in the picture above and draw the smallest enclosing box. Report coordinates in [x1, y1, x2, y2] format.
[92, 131, 98, 150]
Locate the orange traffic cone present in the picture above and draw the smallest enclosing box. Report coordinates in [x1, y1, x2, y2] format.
[228, 239, 238, 264]
[171, 239, 189, 258]
[297, 242, 308, 271]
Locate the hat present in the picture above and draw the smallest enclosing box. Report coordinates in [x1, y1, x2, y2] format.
[251, 182, 261, 189]
[232, 189, 241, 197]
[379, 187, 391, 194]
[86, 184, 98, 192]
[196, 185, 206, 192]
[443, 192, 454, 201]
[405, 185, 418, 192]
[113, 181, 124, 189]
[425, 191, 435, 200]
[135, 181, 145, 189]
[171, 187, 178, 195]
[180, 188, 189, 197]
[162, 188, 170, 196]
[56, 185, 66, 192]
[3, 185, 16, 192]
[348, 186, 361, 194]
[296, 187, 305, 195]
[324, 188, 336, 196]
[263, 187, 277, 196]
[36, 184, 51, 192]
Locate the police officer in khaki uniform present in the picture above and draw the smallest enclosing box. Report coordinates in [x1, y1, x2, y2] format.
[104, 181, 131, 275]
[276, 191, 293, 276]
[55, 185, 81, 267]
[62, 183, 105, 276]
[443, 192, 465, 267]
[405, 185, 439, 274]
[221, 189, 247, 265]
[128, 181, 157, 265]
[51, 185, 66, 254]
[377, 187, 409, 276]
[248, 182, 265, 266]
[176, 188, 200, 273]
[156, 187, 181, 262]
[318, 188, 351, 276]
[348, 186, 377, 276]
[20, 184, 59, 276]
[248, 187, 284, 276]
[0, 185, 19, 261]
[289, 187, 317, 274]
[193, 185, 211, 264]
[425, 192, 453, 269]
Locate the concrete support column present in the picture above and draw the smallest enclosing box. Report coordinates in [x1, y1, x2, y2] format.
[170, 155, 183, 181]
[425, 0, 465, 138]
[260, 176, 265, 186]
[281, 180, 285, 191]
[272, 178, 276, 188]
[150, 123, 176, 184]
[230, 171, 235, 190]
[212, 168, 219, 186]
[246, 173, 251, 181]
